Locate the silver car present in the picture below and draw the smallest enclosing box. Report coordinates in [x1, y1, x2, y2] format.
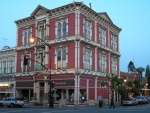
[123, 98, 138, 106]
[0, 97, 24, 108]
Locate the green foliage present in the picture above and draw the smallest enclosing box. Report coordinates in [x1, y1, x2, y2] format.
[101, 81, 107, 87]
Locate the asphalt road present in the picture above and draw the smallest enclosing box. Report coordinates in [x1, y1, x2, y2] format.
[0, 104, 150, 113]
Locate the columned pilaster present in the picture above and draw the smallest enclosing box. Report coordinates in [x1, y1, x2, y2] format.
[95, 77, 97, 102]
[86, 79, 89, 104]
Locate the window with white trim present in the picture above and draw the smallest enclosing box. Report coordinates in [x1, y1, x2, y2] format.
[83, 19, 92, 40]
[83, 48, 92, 70]
[23, 55, 30, 72]
[112, 57, 117, 74]
[111, 34, 117, 51]
[100, 53, 106, 73]
[56, 48, 67, 69]
[100, 28, 106, 45]
[23, 29, 31, 45]
[3, 60, 7, 73]
[56, 18, 68, 38]
[8, 58, 14, 73]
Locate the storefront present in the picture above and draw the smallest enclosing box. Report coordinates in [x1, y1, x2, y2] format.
[0, 75, 15, 100]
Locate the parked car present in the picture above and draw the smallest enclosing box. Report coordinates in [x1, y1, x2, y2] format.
[146, 97, 150, 103]
[123, 98, 138, 106]
[135, 96, 147, 104]
[0, 97, 24, 108]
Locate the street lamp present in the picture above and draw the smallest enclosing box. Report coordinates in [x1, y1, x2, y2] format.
[124, 79, 128, 99]
[30, 36, 54, 108]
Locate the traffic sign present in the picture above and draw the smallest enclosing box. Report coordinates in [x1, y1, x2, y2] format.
[48, 69, 51, 74]
[34, 64, 42, 69]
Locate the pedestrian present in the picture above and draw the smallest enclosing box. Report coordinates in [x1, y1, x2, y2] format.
[110, 98, 115, 109]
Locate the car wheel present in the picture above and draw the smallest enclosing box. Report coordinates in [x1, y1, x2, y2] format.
[10, 103, 14, 108]
[0, 103, 3, 107]
[19, 105, 22, 108]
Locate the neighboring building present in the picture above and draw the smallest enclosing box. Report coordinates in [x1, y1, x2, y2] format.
[0, 46, 16, 100]
[15, 2, 121, 105]
[120, 71, 138, 82]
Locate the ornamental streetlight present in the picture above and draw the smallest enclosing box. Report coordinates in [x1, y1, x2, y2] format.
[124, 79, 128, 99]
[30, 36, 54, 108]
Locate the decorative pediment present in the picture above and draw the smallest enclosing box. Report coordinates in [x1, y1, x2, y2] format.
[31, 5, 49, 16]
[98, 12, 113, 24]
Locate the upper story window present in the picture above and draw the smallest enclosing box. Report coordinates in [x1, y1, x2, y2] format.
[56, 47, 67, 69]
[23, 29, 31, 45]
[56, 18, 68, 38]
[83, 19, 92, 40]
[111, 34, 117, 51]
[100, 53, 106, 73]
[3, 60, 7, 73]
[112, 57, 117, 74]
[83, 48, 92, 70]
[100, 28, 106, 46]
[8, 58, 14, 73]
[22, 54, 30, 72]
[40, 26, 45, 39]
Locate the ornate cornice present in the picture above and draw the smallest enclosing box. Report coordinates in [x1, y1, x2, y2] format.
[15, 16, 35, 28]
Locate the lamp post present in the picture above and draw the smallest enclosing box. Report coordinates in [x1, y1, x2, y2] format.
[124, 79, 128, 99]
[30, 36, 53, 108]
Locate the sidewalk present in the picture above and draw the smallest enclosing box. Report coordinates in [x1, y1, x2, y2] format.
[24, 102, 122, 109]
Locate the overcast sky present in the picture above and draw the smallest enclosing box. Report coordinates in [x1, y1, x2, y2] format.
[0, 0, 150, 75]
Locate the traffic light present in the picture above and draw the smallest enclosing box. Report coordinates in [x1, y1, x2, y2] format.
[52, 81, 54, 88]
[50, 81, 55, 88]
[23, 55, 29, 65]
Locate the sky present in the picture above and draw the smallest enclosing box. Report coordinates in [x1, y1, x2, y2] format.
[0, 0, 150, 75]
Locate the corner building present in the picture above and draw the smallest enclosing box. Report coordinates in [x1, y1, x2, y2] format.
[15, 2, 121, 106]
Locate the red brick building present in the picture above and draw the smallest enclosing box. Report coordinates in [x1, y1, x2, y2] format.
[15, 2, 121, 105]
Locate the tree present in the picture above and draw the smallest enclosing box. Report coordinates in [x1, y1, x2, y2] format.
[106, 74, 123, 104]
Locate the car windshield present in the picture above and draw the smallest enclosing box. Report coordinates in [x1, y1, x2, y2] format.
[135, 96, 141, 99]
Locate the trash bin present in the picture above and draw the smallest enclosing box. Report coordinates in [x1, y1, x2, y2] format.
[98, 96, 103, 108]
[99, 100, 103, 107]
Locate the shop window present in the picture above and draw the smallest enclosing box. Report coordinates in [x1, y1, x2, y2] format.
[80, 89, 86, 102]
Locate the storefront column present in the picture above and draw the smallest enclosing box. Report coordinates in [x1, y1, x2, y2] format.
[86, 79, 89, 104]
[66, 89, 69, 103]
[29, 89, 31, 102]
[34, 81, 39, 103]
[74, 75, 78, 105]
[95, 77, 98, 104]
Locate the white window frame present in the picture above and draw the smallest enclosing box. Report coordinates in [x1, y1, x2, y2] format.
[83, 19, 92, 40]
[22, 28, 32, 45]
[111, 34, 117, 51]
[8, 57, 14, 73]
[112, 57, 117, 74]
[83, 48, 92, 70]
[55, 47, 68, 69]
[22, 54, 30, 72]
[2, 58, 7, 74]
[100, 53, 106, 73]
[100, 27, 106, 46]
[55, 18, 68, 39]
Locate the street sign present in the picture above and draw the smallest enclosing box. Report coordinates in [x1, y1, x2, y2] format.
[48, 69, 51, 74]
[34, 64, 42, 69]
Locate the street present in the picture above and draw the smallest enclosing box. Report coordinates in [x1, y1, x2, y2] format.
[0, 104, 150, 113]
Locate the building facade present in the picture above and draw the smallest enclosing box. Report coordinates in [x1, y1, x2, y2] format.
[0, 46, 16, 100]
[15, 2, 121, 105]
